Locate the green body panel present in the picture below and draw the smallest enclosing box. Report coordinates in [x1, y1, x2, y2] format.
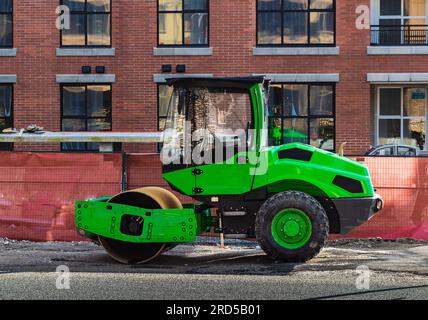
[75, 201, 197, 243]
[194, 151, 257, 195]
[163, 168, 195, 195]
[164, 142, 374, 199]
[253, 143, 375, 199]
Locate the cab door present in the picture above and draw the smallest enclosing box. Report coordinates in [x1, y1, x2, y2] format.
[192, 87, 257, 196]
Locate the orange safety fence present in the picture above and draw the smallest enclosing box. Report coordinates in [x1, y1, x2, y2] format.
[0, 153, 122, 242]
[0, 152, 427, 242]
[334, 157, 428, 240]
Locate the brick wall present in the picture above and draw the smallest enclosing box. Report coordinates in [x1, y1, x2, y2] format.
[2, 1, 427, 154]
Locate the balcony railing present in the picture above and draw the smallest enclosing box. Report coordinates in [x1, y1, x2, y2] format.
[371, 25, 428, 46]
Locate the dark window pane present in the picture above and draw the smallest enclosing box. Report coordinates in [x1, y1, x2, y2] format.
[379, 88, 401, 116]
[159, 0, 182, 11]
[63, 86, 85, 116]
[310, 0, 333, 9]
[184, 12, 208, 45]
[87, 118, 111, 131]
[310, 118, 334, 151]
[87, 85, 111, 117]
[380, 0, 401, 15]
[269, 117, 282, 146]
[62, 142, 87, 151]
[62, 118, 86, 131]
[258, 12, 282, 44]
[184, 0, 208, 10]
[310, 12, 334, 44]
[257, 0, 281, 10]
[284, 118, 308, 144]
[62, 14, 85, 46]
[0, 14, 12, 46]
[379, 19, 402, 45]
[268, 85, 282, 116]
[284, 85, 308, 116]
[62, 84, 112, 152]
[310, 85, 333, 116]
[87, 13, 111, 46]
[159, 13, 183, 45]
[283, 12, 308, 44]
[0, 84, 12, 152]
[87, 0, 111, 12]
[0, 0, 12, 12]
[63, 0, 85, 11]
[284, 0, 308, 10]
[0, 85, 12, 118]
[379, 119, 401, 145]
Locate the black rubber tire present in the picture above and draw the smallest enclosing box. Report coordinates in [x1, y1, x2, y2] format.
[255, 191, 329, 263]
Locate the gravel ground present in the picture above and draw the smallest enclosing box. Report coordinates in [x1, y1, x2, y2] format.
[0, 238, 427, 300]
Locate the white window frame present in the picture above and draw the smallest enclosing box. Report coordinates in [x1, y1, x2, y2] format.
[372, 0, 428, 24]
[375, 86, 427, 149]
[371, 0, 428, 44]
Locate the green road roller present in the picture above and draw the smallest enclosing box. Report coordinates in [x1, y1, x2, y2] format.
[75, 77, 383, 264]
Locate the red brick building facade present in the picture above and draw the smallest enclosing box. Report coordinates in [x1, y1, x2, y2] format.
[0, 0, 427, 155]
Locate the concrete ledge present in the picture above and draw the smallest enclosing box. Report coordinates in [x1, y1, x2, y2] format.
[153, 47, 213, 56]
[0, 48, 17, 57]
[56, 48, 116, 57]
[56, 74, 116, 83]
[367, 46, 428, 55]
[154, 74, 214, 83]
[253, 47, 340, 56]
[0, 74, 17, 83]
[253, 73, 340, 83]
[0, 132, 162, 143]
[367, 73, 428, 83]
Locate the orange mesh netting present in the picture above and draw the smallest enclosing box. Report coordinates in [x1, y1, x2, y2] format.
[0, 153, 427, 241]
[0, 153, 122, 241]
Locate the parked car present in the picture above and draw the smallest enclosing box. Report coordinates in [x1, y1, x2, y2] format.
[365, 144, 421, 157]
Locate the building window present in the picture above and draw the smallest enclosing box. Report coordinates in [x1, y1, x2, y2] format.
[268, 83, 335, 151]
[61, 84, 112, 151]
[60, 0, 111, 47]
[158, 0, 209, 46]
[257, 0, 335, 46]
[0, 84, 12, 151]
[371, 0, 428, 45]
[376, 87, 426, 150]
[0, 0, 13, 47]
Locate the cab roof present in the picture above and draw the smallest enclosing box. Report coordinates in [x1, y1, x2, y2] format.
[166, 76, 267, 89]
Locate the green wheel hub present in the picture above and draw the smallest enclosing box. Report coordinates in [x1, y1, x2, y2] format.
[271, 209, 312, 249]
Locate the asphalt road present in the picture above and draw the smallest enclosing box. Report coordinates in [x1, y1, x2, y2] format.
[0, 238, 427, 300]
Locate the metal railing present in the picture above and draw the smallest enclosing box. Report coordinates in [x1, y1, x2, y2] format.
[371, 25, 428, 46]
